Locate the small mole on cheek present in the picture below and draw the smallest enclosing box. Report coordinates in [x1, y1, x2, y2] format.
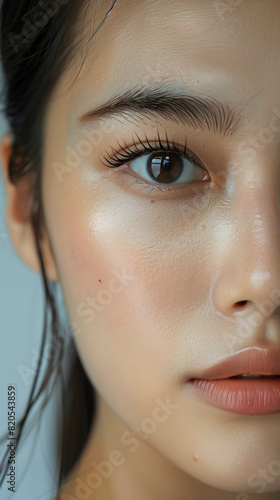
[193, 455, 199, 462]
[98, 279, 102, 283]
[150, 199, 155, 203]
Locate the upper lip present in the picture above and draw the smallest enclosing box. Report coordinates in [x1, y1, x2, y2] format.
[190, 348, 280, 380]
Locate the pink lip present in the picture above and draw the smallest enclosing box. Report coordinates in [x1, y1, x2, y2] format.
[189, 347, 280, 380]
[188, 348, 280, 415]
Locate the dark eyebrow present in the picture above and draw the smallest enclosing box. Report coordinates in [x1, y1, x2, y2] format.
[78, 84, 244, 137]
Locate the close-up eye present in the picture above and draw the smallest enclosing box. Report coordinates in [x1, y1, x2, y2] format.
[122, 150, 208, 185]
[100, 132, 209, 192]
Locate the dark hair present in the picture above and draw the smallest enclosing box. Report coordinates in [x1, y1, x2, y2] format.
[0, 0, 117, 495]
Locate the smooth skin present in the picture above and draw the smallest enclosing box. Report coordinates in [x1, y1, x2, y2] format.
[1, 0, 280, 499]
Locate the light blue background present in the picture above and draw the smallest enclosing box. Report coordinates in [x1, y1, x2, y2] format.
[0, 78, 73, 500]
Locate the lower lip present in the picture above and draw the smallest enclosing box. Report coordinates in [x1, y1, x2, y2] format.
[190, 378, 280, 415]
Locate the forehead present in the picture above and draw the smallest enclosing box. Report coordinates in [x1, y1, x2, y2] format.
[54, 0, 280, 123]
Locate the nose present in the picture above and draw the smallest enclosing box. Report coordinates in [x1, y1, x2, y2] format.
[212, 172, 280, 322]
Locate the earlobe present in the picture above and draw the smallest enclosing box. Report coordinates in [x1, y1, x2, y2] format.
[0, 132, 59, 282]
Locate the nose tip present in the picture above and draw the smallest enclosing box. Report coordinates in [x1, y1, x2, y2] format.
[213, 259, 280, 318]
[250, 271, 272, 287]
[212, 207, 280, 319]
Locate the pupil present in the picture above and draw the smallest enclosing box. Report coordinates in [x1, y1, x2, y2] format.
[162, 157, 171, 171]
[148, 152, 183, 184]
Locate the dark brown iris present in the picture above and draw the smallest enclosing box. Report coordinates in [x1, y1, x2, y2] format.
[147, 152, 183, 184]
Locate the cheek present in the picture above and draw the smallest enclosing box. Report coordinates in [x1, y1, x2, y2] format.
[46, 172, 210, 422]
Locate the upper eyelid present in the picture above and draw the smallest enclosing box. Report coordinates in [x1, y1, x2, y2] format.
[100, 128, 188, 164]
[100, 138, 189, 167]
[99, 130, 207, 176]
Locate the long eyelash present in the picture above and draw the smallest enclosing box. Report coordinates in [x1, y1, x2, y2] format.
[98, 129, 206, 194]
[100, 129, 190, 169]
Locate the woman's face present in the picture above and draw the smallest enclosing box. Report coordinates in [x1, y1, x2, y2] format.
[42, 0, 280, 496]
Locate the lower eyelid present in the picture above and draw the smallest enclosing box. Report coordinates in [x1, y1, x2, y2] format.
[119, 171, 169, 193]
[117, 168, 202, 195]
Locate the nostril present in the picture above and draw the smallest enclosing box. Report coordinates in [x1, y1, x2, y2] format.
[234, 300, 248, 308]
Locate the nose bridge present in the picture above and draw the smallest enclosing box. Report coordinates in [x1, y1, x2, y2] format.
[212, 168, 280, 316]
[238, 173, 280, 286]
[240, 183, 279, 271]
[242, 213, 277, 295]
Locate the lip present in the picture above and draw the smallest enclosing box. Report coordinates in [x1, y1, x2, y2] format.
[189, 347, 280, 380]
[188, 348, 280, 416]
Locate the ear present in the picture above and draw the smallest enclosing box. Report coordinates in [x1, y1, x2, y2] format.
[0, 132, 59, 282]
